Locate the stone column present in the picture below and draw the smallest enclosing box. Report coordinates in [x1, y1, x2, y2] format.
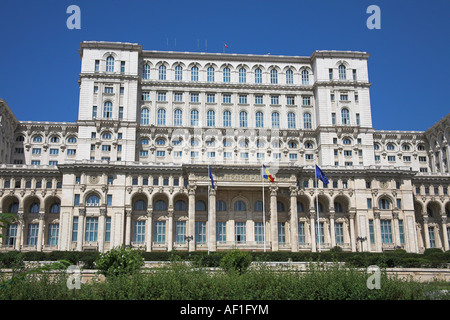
[269, 186, 278, 251]
[392, 212, 401, 248]
[441, 216, 449, 251]
[36, 212, 45, 251]
[167, 208, 174, 251]
[15, 213, 24, 251]
[423, 216, 430, 248]
[349, 212, 356, 252]
[374, 212, 382, 252]
[289, 186, 298, 252]
[98, 208, 107, 253]
[188, 186, 196, 251]
[125, 209, 132, 246]
[329, 211, 336, 248]
[208, 187, 217, 252]
[146, 208, 153, 252]
[76, 208, 85, 251]
[309, 211, 316, 252]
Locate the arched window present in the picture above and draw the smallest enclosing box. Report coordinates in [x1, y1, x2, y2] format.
[67, 137, 77, 144]
[386, 143, 395, 150]
[379, 198, 391, 210]
[255, 68, 262, 83]
[174, 109, 183, 126]
[103, 101, 113, 119]
[223, 67, 230, 82]
[304, 141, 314, 149]
[314, 202, 324, 213]
[9, 202, 19, 214]
[270, 69, 278, 84]
[140, 138, 149, 145]
[140, 108, 149, 125]
[255, 111, 264, 128]
[29, 202, 40, 213]
[272, 112, 280, 128]
[49, 203, 60, 213]
[102, 132, 112, 140]
[240, 139, 249, 148]
[338, 64, 346, 80]
[207, 67, 215, 82]
[16, 135, 25, 142]
[191, 66, 199, 81]
[49, 136, 60, 143]
[33, 135, 43, 143]
[286, 69, 293, 84]
[239, 111, 248, 128]
[156, 138, 165, 146]
[288, 112, 296, 129]
[303, 113, 312, 129]
[234, 200, 246, 211]
[288, 141, 297, 148]
[195, 200, 207, 211]
[142, 64, 150, 80]
[277, 201, 285, 212]
[342, 138, 352, 145]
[301, 69, 309, 85]
[174, 65, 183, 81]
[254, 201, 263, 212]
[155, 200, 167, 211]
[190, 110, 199, 126]
[216, 200, 226, 211]
[334, 202, 343, 213]
[374, 143, 380, 150]
[341, 108, 350, 125]
[87, 194, 100, 206]
[175, 200, 187, 211]
[297, 201, 304, 213]
[402, 144, 411, 151]
[207, 110, 215, 127]
[134, 200, 147, 211]
[106, 56, 114, 72]
[157, 109, 166, 126]
[239, 68, 246, 83]
[158, 65, 166, 80]
[223, 110, 231, 127]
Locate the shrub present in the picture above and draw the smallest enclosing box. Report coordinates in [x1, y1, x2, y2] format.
[94, 245, 144, 277]
[220, 249, 252, 274]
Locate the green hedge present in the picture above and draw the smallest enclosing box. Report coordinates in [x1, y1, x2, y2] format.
[0, 249, 449, 269]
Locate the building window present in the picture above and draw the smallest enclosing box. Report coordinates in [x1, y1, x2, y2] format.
[207, 110, 215, 127]
[315, 222, 324, 244]
[255, 68, 262, 83]
[106, 56, 114, 72]
[103, 101, 113, 119]
[223, 67, 230, 82]
[190, 110, 199, 126]
[174, 109, 183, 126]
[368, 219, 375, 243]
[174, 65, 183, 81]
[142, 64, 150, 79]
[398, 220, 405, 244]
[286, 69, 293, 84]
[235, 222, 246, 243]
[341, 108, 350, 125]
[270, 69, 278, 84]
[254, 222, 265, 243]
[105, 217, 111, 242]
[87, 194, 100, 206]
[190, 93, 199, 103]
[191, 66, 199, 81]
[287, 112, 296, 129]
[298, 222, 305, 244]
[278, 222, 286, 243]
[238, 95, 247, 104]
[133, 221, 145, 244]
[85, 217, 98, 242]
[239, 68, 246, 83]
[120, 61, 125, 73]
[72, 217, 78, 242]
[270, 95, 279, 105]
[27, 224, 39, 246]
[154, 221, 166, 244]
[380, 220, 392, 244]
[301, 69, 309, 85]
[223, 94, 231, 104]
[94, 60, 100, 72]
[255, 111, 264, 128]
[338, 64, 346, 80]
[239, 111, 248, 128]
[175, 221, 186, 243]
[216, 222, 226, 243]
[48, 224, 59, 246]
[303, 113, 312, 129]
[158, 65, 166, 80]
[335, 223, 344, 245]
[223, 110, 231, 127]
[92, 106, 97, 119]
[207, 67, 215, 82]
[271, 112, 280, 128]
[195, 221, 206, 243]
[140, 108, 149, 125]
[157, 109, 166, 125]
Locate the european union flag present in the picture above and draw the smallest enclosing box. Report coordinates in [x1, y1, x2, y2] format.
[209, 165, 215, 189]
[315, 165, 329, 185]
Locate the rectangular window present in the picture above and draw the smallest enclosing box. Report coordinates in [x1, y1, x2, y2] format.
[104, 87, 114, 94]
[133, 221, 146, 244]
[302, 96, 311, 106]
[206, 94, 215, 103]
[105, 217, 111, 242]
[49, 161, 58, 166]
[235, 222, 246, 243]
[120, 61, 125, 73]
[27, 224, 39, 246]
[6, 224, 17, 246]
[92, 106, 97, 119]
[270, 95, 279, 105]
[254, 222, 265, 243]
[278, 222, 286, 244]
[174, 92, 183, 102]
[356, 113, 360, 125]
[154, 221, 166, 244]
[254, 95, 263, 105]
[190, 93, 199, 103]
[107, 194, 112, 207]
[369, 219, 375, 244]
[329, 68, 333, 80]
[49, 149, 59, 155]
[223, 152, 232, 159]
[380, 220, 392, 244]
[398, 220, 404, 245]
[331, 113, 336, 125]
[353, 69, 357, 80]
[428, 227, 436, 247]
[157, 92, 166, 102]
[174, 221, 186, 243]
[388, 156, 396, 162]
[335, 222, 344, 245]
[216, 222, 226, 243]
[142, 91, 150, 101]
[238, 95, 247, 104]
[315, 222, 324, 244]
[67, 149, 76, 156]
[48, 224, 59, 246]
[70, 217, 78, 242]
[289, 153, 298, 160]
[85, 217, 98, 242]
[32, 148, 41, 155]
[298, 222, 305, 244]
[156, 151, 165, 157]
[286, 96, 295, 105]
[102, 145, 111, 152]
[222, 94, 231, 104]
[195, 221, 206, 243]
[367, 198, 372, 209]
[396, 199, 402, 209]
[119, 107, 123, 119]
[31, 160, 41, 165]
[94, 60, 100, 72]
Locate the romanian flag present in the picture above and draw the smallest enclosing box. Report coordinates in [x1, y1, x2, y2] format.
[224, 43, 229, 48]
[262, 165, 275, 183]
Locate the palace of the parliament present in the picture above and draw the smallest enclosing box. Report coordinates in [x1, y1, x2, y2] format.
[0, 41, 448, 254]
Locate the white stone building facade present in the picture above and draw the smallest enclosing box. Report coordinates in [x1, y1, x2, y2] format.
[0, 41, 449, 254]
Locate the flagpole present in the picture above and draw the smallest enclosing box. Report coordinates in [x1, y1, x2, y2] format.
[262, 164, 266, 252]
[208, 183, 210, 255]
[315, 165, 321, 253]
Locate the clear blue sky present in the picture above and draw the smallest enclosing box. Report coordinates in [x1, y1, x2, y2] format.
[0, 0, 449, 131]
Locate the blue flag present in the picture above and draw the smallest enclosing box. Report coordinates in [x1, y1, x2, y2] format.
[209, 165, 215, 189]
[315, 165, 329, 185]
